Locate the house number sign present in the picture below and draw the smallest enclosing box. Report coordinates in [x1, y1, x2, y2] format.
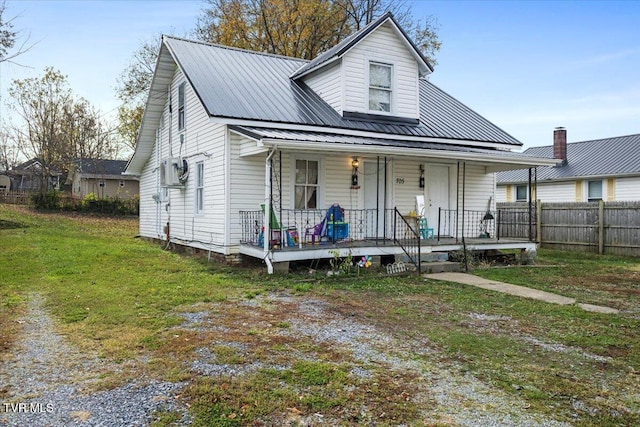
[396, 177, 405, 184]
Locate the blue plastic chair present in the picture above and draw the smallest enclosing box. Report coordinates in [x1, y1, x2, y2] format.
[418, 217, 434, 239]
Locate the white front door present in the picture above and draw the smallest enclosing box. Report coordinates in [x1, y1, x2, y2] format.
[364, 161, 386, 238]
[425, 164, 450, 235]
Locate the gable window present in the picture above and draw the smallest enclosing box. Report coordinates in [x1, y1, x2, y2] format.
[195, 161, 204, 214]
[178, 82, 186, 131]
[516, 185, 528, 202]
[587, 180, 602, 202]
[369, 62, 392, 113]
[295, 159, 318, 209]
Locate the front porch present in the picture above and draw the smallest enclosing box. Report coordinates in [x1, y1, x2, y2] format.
[239, 207, 537, 271]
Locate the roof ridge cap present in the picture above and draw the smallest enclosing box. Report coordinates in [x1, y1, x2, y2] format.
[163, 34, 309, 63]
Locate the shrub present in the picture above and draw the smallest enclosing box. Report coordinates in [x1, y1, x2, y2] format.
[30, 191, 61, 210]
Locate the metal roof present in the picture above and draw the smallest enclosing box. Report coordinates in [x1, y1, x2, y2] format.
[497, 133, 640, 183]
[74, 159, 129, 176]
[289, 12, 433, 79]
[230, 126, 558, 171]
[164, 36, 521, 146]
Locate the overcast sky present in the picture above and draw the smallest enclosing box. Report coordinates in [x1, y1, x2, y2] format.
[1, 0, 638, 151]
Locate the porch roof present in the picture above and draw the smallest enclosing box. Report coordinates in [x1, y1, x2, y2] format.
[230, 126, 559, 172]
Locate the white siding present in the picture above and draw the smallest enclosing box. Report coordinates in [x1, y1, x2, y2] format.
[342, 22, 419, 119]
[392, 159, 423, 213]
[457, 164, 495, 211]
[615, 176, 640, 201]
[138, 68, 228, 253]
[495, 185, 508, 203]
[304, 61, 343, 114]
[536, 182, 575, 202]
[228, 133, 267, 247]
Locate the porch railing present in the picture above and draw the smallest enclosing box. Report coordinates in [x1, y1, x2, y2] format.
[438, 209, 498, 241]
[392, 208, 420, 272]
[239, 208, 396, 247]
[438, 207, 536, 242]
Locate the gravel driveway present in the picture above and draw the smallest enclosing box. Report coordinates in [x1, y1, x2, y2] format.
[0, 292, 572, 426]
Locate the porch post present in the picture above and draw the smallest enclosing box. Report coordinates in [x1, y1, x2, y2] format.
[376, 156, 380, 240]
[462, 162, 468, 272]
[383, 156, 388, 240]
[264, 149, 276, 272]
[528, 168, 533, 242]
[455, 161, 460, 242]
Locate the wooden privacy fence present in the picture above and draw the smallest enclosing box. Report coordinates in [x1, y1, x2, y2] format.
[0, 191, 32, 205]
[498, 201, 640, 257]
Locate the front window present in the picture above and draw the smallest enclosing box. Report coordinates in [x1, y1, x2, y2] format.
[195, 162, 204, 213]
[587, 180, 602, 201]
[295, 159, 318, 209]
[369, 62, 392, 112]
[178, 82, 185, 131]
[516, 185, 528, 202]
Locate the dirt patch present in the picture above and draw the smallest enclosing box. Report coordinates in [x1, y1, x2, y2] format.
[167, 292, 570, 426]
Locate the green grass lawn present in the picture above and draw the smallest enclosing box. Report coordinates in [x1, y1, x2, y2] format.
[1, 204, 639, 426]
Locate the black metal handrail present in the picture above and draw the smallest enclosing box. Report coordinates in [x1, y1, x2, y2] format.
[393, 208, 420, 273]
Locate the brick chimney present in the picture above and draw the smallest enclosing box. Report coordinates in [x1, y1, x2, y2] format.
[553, 127, 567, 164]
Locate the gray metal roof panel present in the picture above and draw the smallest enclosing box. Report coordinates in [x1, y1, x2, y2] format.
[232, 126, 545, 161]
[164, 36, 521, 146]
[497, 134, 640, 183]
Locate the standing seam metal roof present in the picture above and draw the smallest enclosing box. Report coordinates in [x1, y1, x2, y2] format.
[496, 134, 640, 183]
[164, 36, 521, 146]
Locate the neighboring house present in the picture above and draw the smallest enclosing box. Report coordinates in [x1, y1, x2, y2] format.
[68, 158, 139, 200]
[497, 128, 640, 203]
[9, 158, 63, 192]
[124, 12, 556, 272]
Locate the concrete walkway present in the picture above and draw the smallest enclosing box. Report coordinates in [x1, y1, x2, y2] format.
[425, 272, 619, 314]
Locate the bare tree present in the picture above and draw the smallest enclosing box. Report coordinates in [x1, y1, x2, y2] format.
[7, 67, 119, 192]
[0, 127, 19, 171]
[0, 0, 34, 64]
[115, 37, 159, 149]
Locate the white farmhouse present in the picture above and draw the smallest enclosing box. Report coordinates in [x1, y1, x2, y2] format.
[124, 13, 556, 272]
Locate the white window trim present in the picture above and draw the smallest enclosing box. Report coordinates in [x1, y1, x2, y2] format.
[586, 179, 604, 202]
[515, 184, 528, 202]
[366, 60, 395, 115]
[178, 82, 186, 132]
[290, 155, 324, 210]
[195, 161, 204, 215]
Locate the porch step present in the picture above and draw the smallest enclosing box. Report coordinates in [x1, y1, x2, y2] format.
[398, 252, 449, 264]
[420, 261, 461, 274]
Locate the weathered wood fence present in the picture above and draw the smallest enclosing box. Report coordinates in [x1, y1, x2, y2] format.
[498, 201, 640, 257]
[0, 191, 32, 205]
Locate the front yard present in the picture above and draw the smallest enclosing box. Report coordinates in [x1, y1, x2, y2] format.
[1, 205, 638, 426]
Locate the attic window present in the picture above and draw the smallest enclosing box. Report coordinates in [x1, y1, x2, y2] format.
[369, 62, 392, 113]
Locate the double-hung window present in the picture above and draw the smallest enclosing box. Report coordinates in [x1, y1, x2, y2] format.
[516, 185, 528, 202]
[195, 162, 204, 214]
[178, 82, 185, 131]
[295, 159, 318, 209]
[369, 62, 392, 113]
[587, 180, 602, 202]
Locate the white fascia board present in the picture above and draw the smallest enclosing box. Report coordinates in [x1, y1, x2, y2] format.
[260, 138, 558, 169]
[212, 117, 520, 151]
[124, 40, 176, 176]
